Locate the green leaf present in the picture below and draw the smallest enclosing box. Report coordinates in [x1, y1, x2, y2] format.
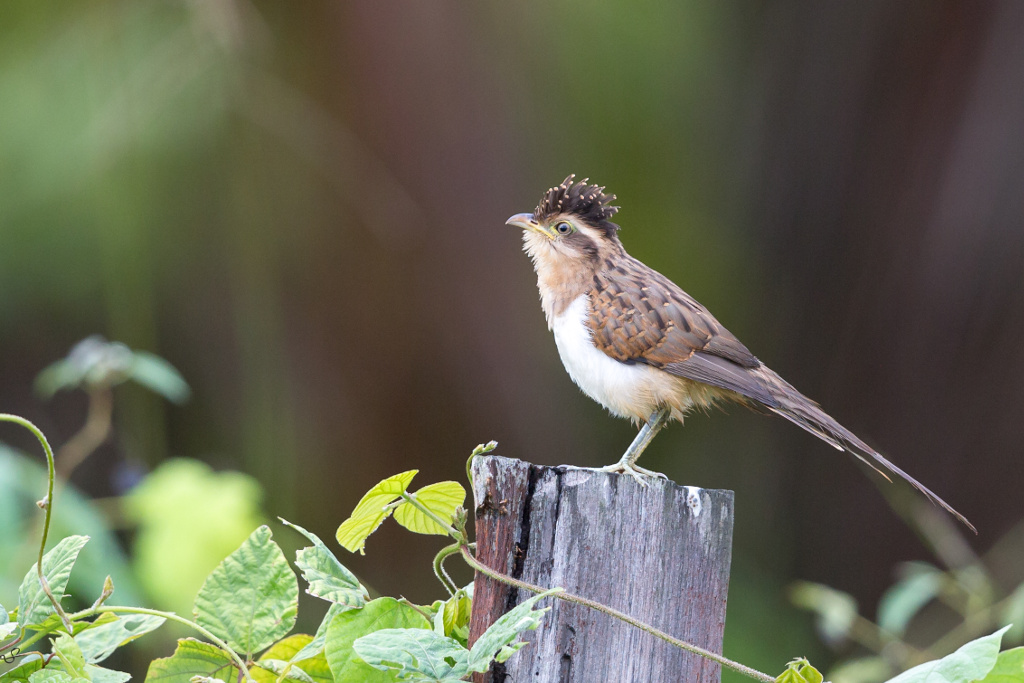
[75, 613, 166, 663]
[256, 634, 313, 662]
[887, 626, 1011, 683]
[977, 647, 1024, 683]
[33, 337, 133, 396]
[789, 581, 858, 645]
[144, 638, 240, 683]
[776, 658, 824, 683]
[826, 656, 893, 683]
[129, 351, 190, 404]
[193, 526, 298, 657]
[34, 358, 88, 398]
[877, 563, 943, 636]
[0, 620, 17, 639]
[1003, 583, 1024, 642]
[255, 635, 332, 683]
[187, 678, 225, 683]
[293, 604, 346, 663]
[254, 660, 313, 683]
[18, 535, 90, 627]
[52, 633, 86, 678]
[27, 671, 84, 683]
[393, 482, 465, 536]
[433, 587, 472, 647]
[324, 597, 430, 683]
[83, 666, 129, 683]
[336, 471, 418, 554]
[353, 628, 468, 681]
[466, 589, 558, 673]
[0, 655, 44, 683]
[33, 338, 189, 403]
[0, 603, 17, 640]
[287, 653, 332, 683]
[25, 614, 99, 638]
[280, 519, 367, 607]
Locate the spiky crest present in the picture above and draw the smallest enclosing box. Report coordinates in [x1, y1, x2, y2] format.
[534, 174, 620, 238]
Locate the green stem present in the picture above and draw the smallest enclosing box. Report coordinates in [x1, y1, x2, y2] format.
[0, 414, 73, 634]
[460, 546, 776, 683]
[432, 543, 461, 596]
[466, 441, 498, 501]
[96, 606, 253, 681]
[11, 628, 50, 654]
[400, 486, 464, 594]
[55, 388, 113, 480]
[844, 614, 924, 665]
[16, 604, 254, 682]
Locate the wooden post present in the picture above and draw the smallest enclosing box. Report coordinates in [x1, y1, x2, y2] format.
[468, 455, 734, 683]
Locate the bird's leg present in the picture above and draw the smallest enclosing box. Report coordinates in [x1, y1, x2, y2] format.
[598, 406, 672, 485]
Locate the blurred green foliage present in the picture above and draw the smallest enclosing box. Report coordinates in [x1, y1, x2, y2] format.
[0, 337, 266, 666]
[36, 337, 190, 405]
[123, 459, 266, 616]
[792, 546, 1024, 682]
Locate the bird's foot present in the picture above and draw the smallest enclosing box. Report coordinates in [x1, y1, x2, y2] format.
[597, 461, 669, 486]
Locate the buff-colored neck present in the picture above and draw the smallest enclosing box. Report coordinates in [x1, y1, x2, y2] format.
[523, 231, 623, 326]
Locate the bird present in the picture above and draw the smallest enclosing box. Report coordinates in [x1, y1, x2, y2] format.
[506, 174, 974, 533]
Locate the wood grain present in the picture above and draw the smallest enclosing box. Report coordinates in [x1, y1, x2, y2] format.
[468, 455, 734, 682]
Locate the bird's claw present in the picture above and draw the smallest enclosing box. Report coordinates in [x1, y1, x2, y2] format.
[597, 461, 669, 486]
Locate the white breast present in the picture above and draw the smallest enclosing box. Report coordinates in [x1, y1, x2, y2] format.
[550, 295, 678, 422]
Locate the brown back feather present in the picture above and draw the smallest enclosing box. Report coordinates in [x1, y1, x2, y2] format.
[586, 255, 758, 370]
[584, 253, 975, 532]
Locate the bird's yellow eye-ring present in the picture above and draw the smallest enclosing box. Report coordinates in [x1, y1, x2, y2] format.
[555, 221, 574, 235]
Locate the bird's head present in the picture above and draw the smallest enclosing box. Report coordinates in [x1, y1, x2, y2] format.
[507, 175, 621, 271]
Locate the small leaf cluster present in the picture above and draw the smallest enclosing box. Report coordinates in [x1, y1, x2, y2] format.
[792, 549, 1024, 682]
[329, 467, 556, 682]
[1, 449, 553, 683]
[776, 658, 824, 683]
[350, 590, 555, 683]
[1, 535, 166, 683]
[34, 336, 189, 404]
[336, 470, 467, 554]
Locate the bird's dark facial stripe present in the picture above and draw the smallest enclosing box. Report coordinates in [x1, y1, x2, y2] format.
[534, 174, 620, 239]
[568, 231, 600, 261]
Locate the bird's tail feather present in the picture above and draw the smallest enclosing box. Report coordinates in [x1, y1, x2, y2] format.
[756, 367, 976, 534]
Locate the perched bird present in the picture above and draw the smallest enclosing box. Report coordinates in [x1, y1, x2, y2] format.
[507, 175, 974, 532]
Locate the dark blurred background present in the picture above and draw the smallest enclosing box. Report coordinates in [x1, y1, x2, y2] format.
[1, 0, 1022, 679]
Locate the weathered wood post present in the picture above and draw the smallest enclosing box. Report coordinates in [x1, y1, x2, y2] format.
[468, 455, 734, 683]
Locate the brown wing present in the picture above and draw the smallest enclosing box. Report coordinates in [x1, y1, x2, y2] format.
[586, 256, 976, 532]
[587, 256, 779, 406]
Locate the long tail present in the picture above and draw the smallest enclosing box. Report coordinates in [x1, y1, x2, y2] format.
[756, 366, 976, 534]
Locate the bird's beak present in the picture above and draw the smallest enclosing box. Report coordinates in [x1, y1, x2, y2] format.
[506, 213, 551, 239]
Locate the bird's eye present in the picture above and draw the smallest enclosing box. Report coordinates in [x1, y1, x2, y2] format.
[555, 221, 574, 235]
